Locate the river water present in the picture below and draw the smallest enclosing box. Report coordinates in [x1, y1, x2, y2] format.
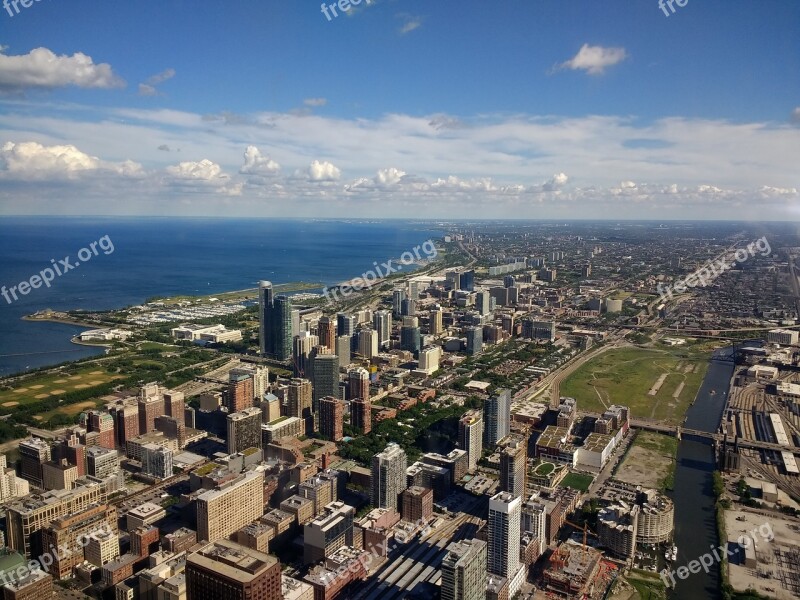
[670, 348, 735, 600]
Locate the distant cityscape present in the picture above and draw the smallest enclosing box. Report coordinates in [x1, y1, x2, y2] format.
[1, 221, 800, 600]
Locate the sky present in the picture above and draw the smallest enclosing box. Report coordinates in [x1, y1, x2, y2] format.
[0, 0, 798, 219]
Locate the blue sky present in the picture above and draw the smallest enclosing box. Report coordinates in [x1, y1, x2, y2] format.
[0, 0, 798, 218]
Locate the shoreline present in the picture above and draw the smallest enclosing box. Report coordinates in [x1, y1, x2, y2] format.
[21, 315, 107, 328]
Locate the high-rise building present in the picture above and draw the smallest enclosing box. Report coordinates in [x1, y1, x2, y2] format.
[400, 298, 417, 317]
[259, 281, 293, 361]
[293, 331, 319, 377]
[318, 397, 344, 442]
[401, 486, 433, 523]
[428, 307, 443, 335]
[485, 389, 511, 447]
[142, 444, 173, 479]
[113, 403, 140, 447]
[357, 328, 379, 359]
[461, 269, 475, 292]
[286, 378, 313, 423]
[19, 438, 50, 487]
[498, 434, 527, 497]
[86, 446, 119, 479]
[458, 410, 483, 471]
[347, 367, 370, 402]
[521, 497, 547, 556]
[80, 410, 116, 449]
[351, 399, 372, 435]
[373, 310, 392, 349]
[488, 492, 523, 594]
[392, 289, 406, 316]
[226, 373, 254, 413]
[186, 539, 282, 600]
[336, 313, 356, 340]
[2, 569, 53, 600]
[335, 335, 351, 367]
[418, 346, 442, 374]
[310, 353, 339, 402]
[302, 501, 355, 565]
[370, 443, 407, 511]
[465, 326, 483, 355]
[475, 291, 492, 316]
[441, 539, 487, 600]
[318, 316, 336, 352]
[226, 407, 263, 454]
[400, 316, 421, 355]
[138, 385, 166, 434]
[229, 366, 269, 403]
[0, 455, 29, 503]
[163, 390, 186, 426]
[196, 471, 265, 543]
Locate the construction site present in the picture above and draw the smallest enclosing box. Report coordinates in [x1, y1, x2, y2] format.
[540, 540, 615, 599]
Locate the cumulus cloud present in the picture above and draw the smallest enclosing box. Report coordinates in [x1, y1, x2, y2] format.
[554, 44, 628, 75]
[542, 172, 569, 191]
[303, 98, 327, 107]
[240, 145, 280, 175]
[167, 159, 229, 182]
[0, 141, 141, 179]
[0, 47, 124, 91]
[307, 160, 340, 182]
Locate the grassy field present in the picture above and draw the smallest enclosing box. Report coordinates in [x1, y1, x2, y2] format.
[559, 472, 594, 492]
[0, 366, 123, 412]
[616, 431, 678, 492]
[627, 572, 668, 600]
[559, 346, 710, 424]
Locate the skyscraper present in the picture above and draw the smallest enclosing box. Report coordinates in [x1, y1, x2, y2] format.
[357, 328, 378, 359]
[196, 471, 265, 543]
[392, 289, 406, 316]
[335, 335, 351, 367]
[317, 316, 336, 352]
[347, 367, 370, 401]
[465, 326, 483, 355]
[349, 367, 371, 434]
[370, 443, 407, 511]
[259, 281, 292, 361]
[336, 313, 356, 339]
[318, 396, 344, 442]
[226, 407, 263, 454]
[428, 306, 443, 335]
[441, 539, 487, 600]
[293, 332, 318, 377]
[226, 372, 254, 413]
[498, 434, 527, 497]
[400, 316, 421, 355]
[488, 492, 523, 594]
[310, 353, 339, 403]
[373, 310, 392, 349]
[286, 378, 313, 422]
[485, 388, 511, 447]
[458, 410, 484, 471]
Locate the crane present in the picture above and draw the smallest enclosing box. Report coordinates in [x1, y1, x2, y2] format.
[564, 519, 597, 550]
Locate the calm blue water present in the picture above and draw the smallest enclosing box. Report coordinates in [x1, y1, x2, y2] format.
[0, 217, 441, 377]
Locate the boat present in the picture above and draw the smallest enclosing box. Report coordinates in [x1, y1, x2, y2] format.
[665, 545, 678, 561]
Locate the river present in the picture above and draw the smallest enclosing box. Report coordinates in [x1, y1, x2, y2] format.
[670, 347, 735, 600]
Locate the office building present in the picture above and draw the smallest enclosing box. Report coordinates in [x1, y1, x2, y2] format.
[310, 353, 339, 403]
[458, 410, 483, 471]
[336, 313, 356, 340]
[400, 316, 421, 354]
[113, 403, 140, 447]
[357, 328, 378, 359]
[498, 434, 527, 497]
[521, 497, 547, 556]
[259, 281, 292, 361]
[487, 492, 524, 596]
[2, 569, 53, 600]
[41, 460, 77, 491]
[293, 332, 319, 377]
[401, 486, 433, 523]
[227, 407, 263, 454]
[318, 317, 336, 352]
[373, 310, 392, 349]
[163, 390, 186, 426]
[286, 378, 313, 432]
[141, 444, 173, 479]
[303, 501, 355, 564]
[19, 438, 51, 488]
[85, 529, 121, 567]
[465, 326, 482, 355]
[186, 539, 282, 600]
[335, 335, 351, 367]
[485, 389, 511, 447]
[392, 289, 406, 316]
[441, 539, 487, 600]
[475, 291, 492, 316]
[371, 443, 407, 511]
[138, 383, 166, 434]
[197, 470, 265, 543]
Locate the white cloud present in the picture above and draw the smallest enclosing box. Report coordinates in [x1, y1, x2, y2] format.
[542, 172, 569, 191]
[0, 141, 141, 179]
[0, 47, 124, 91]
[397, 15, 422, 35]
[555, 44, 628, 75]
[167, 159, 228, 182]
[138, 68, 175, 96]
[307, 160, 340, 182]
[240, 145, 280, 175]
[303, 98, 327, 107]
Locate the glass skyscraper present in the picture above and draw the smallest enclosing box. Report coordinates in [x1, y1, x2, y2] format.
[259, 280, 292, 361]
